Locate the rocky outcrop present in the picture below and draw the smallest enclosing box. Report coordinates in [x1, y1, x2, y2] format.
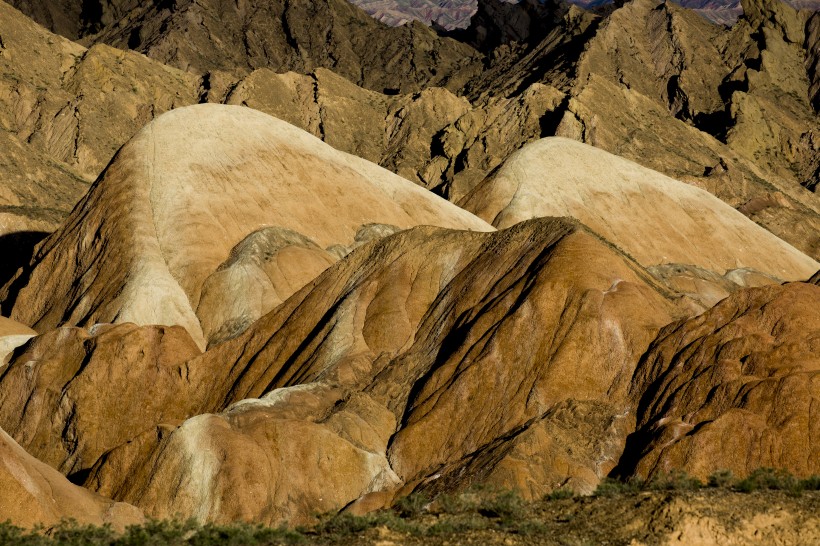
[445, 0, 567, 52]
[0, 425, 143, 529]
[65, 218, 686, 523]
[0, 2, 200, 181]
[808, 11, 820, 112]
[0, 315, 34, 365]
[0, 105, 492, 349]
[540, 0, 820, 259]
[0, 1, 555, 241]
[620, 282, 820, 480]
[0, 1, 201, 244]
[0, 323, 201, 478]
[350, 0, 480, 29]
[460, 137, 819, 283]
[6, 0, 142, 39]
[0, 130, 89, 239]
[225, 67, 566, 198]
[86, 0, 484, 95]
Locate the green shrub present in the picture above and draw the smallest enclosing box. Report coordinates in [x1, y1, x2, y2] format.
[545, 487, 575, 501]
[516, 520, 549, 536]
[477, 490, 524, 522]
[116, 519, 198, 546]
[646, 470, 702, 491]
[707, 470, 734, 488]
[799, 476, 820, 491]
[186, 523, 303, 545]
[393, 492, 429, 518]
[0, 522, 49, 546]
[735, 468, 800, 493]
[432, 492, 473, 514]
[593, 477, 643, 497]
[49, 521, 115, 546]
[313, 513, 374, 537]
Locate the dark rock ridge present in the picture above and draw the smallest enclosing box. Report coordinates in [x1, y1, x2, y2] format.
[9, 0, 486, 95]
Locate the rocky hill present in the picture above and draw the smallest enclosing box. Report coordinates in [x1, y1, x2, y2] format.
[0, 0, 818, 541]
[15, 0, 485, 95]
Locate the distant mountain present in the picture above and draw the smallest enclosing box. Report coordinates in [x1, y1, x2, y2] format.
[348, 0, 820, 28]
[349, 0, 485, 28]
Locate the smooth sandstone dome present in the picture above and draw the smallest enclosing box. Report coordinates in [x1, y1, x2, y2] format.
[459, 137, 818, 281]
[0, 104, 493, 348]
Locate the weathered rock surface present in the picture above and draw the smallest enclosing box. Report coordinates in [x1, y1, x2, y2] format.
[0, 323, 201, 478]
[460, 137, 818, 282]
[460, 0, 820, 259]
[0, 2, 200, 181]
[620, 281, 820, 480]
[67, 218, 687, 523]
[225, 67, 566, 198]
[445, 0, 567, 52]
[4, 0, 817, 265]
[0, 1, 551, 243]
[197, 227, 338, 347]
[5, 0, 142, 40]
[808, 11, 820, 113]
[87, 0, 484, 95]
[553, 0, 820, 258]
[0, 315, 34, 365]
[0, 0, 201, 245]
[1, 0, 819, 532]
[0, 104, 492, 348]
[0, 425, 143, 529]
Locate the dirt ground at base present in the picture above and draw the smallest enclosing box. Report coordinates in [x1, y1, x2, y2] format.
[305, 490, 820, 546]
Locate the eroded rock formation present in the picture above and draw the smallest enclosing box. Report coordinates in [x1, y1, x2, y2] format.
[0, 105, 492, 349]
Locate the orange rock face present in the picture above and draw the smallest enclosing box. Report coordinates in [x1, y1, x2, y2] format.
[0, 426, 143, 529]
[0, 323, 201, 478]
[621, 282, 820, 480]
[72, 218, 686, 524]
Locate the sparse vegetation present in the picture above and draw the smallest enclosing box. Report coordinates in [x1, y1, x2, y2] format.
[544, 487, 575, 501]
[733, 467, 820, 495]
[1, 470, 819, 545]
[393, 491, 429, 518]
[594, 468, 820, 497]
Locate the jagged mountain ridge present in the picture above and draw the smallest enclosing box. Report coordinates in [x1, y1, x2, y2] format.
[351, 0, 820, 28]
[7, 0, 486, 95]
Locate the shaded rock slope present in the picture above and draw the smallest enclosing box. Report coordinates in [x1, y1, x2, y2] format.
[86, 0, 485, 95]
[620, 281, 820, 480]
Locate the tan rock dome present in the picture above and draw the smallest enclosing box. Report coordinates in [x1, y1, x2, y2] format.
[1, 104, 492, 348]
[459, 137, 818, 281]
